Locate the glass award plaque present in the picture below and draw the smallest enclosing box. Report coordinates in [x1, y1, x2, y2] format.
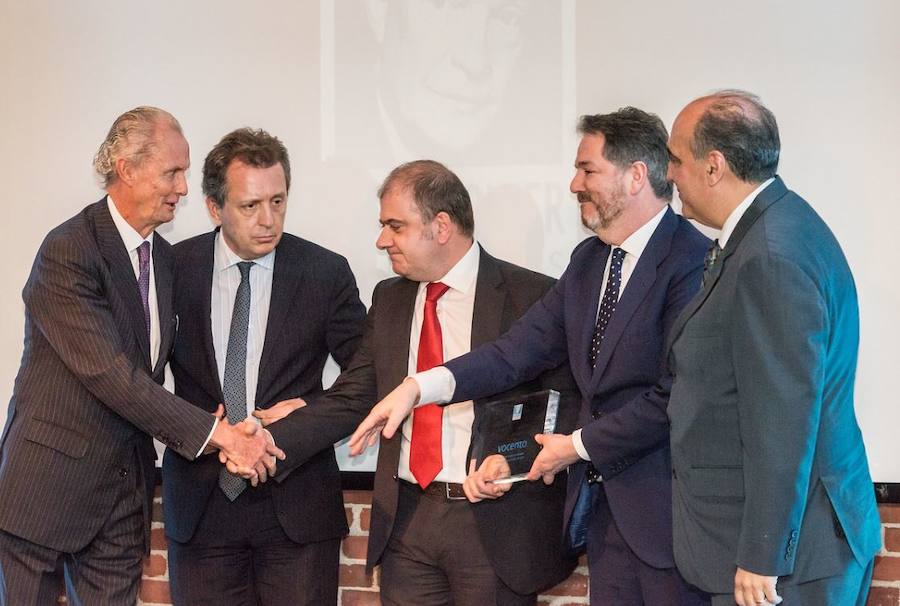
[470, 389, 560, 484]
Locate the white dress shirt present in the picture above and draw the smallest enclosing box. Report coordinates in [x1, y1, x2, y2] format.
[210, 230, 275, 420]
[397, 241, 480, 485]
[718, 178, 775, 249]
[106, 196, 160, 368]
[416, 205, 671, 463]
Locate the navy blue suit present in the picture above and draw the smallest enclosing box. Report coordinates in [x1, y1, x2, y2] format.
[443, 208, 709, 598]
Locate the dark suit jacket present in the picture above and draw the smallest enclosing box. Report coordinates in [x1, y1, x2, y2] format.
[443, 208, 708, 570]
[0, 199, 215, 553]
[162, 231, 366, 545]
[666, 177, 882, 593]
[267, 247, 578, 595]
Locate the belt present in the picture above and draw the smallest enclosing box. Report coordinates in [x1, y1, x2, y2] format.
[401, 479, 467, 501]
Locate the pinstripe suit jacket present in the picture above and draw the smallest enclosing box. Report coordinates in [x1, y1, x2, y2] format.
[0, 199, 215, 553]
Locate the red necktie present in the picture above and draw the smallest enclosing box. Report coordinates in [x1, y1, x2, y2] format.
[409, 281, 450, 488]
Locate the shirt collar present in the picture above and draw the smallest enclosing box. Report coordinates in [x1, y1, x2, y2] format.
[106, 195, 152, 253]
[428, 240, 480, 295]
[617, 205, 668, 259]
[214, 229, 276, 273]
[719, 178, 775, 249]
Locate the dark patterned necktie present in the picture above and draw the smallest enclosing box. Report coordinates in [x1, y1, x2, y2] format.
[219, 261, 254, 501]
[137, 241, 151, 346]
[589, 247, 626, 367]
[702, 239, 722, 288]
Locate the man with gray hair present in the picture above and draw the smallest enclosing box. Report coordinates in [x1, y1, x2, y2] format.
[0, 107, 282, 604]
[665, 90, 881, 605]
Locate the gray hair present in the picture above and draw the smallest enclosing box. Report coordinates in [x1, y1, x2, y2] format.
[577, 107, 674, 201]
[378, 160, 475, 237]
[93, 106, 182, 187]
[690, 90, 780, 183]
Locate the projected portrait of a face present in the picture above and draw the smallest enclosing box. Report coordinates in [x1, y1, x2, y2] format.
[323, 0, 565, 167]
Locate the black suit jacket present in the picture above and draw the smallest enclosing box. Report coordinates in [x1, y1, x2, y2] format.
[268, 247, 578, 595]
[162, 231, 366, 545]
[667, 178, 882, 592]
[0, 200, 215, 553]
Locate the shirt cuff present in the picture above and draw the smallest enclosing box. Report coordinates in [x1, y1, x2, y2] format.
[197, 417, 219, 458]
[413, 366, 455, 406]
[571, 428, 591, 461]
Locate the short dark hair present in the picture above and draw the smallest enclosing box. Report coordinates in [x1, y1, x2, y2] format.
[690, 90, 780, 183]
[378, 160, 475, 237]
[577, 107, 673, 201]
[203, 128, 291, 207]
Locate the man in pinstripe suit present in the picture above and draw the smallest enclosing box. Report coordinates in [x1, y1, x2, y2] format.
[0, 107, 283, 605]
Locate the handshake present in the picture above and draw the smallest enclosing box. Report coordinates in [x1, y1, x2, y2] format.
[207, 398, 307, 485]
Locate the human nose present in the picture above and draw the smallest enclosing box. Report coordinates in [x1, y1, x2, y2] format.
[175, 172, 188, 196]
[376, 227, 391, 250]
[257, 202, 274, 227]
[570, 171, 583, 194]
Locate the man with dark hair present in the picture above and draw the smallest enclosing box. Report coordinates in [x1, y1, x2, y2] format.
[0, 110, 280, 605]
[162, 127, 366, 604]
[351, 109, 711, 604]
[665, 90, 881, 606]
[256, 159, 578, 605]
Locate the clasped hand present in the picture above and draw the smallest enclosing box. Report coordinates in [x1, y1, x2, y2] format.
[210, 404, 286, 486]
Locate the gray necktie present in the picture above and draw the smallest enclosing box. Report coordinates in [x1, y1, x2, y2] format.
[219, 261, 254, 501]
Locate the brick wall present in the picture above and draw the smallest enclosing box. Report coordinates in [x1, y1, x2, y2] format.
[64, 491, 900, 605]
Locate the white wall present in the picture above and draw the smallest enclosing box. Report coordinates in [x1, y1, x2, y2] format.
[1, 0, 897, 479]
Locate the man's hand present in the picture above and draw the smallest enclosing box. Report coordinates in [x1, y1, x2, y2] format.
[348, 377, 420, 456]
[463, 456, 513, 503]
[210, 415, 286, 483]
[734, 568, 782, 605]
[525, 433, 580, 485]
[253, 397, 307, 427]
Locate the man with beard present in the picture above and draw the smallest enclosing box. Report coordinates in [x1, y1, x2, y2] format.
[350, 108, 711, 604]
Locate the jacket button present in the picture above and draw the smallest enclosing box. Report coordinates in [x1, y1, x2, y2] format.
[119, 468, 128, 478]
[392, 474, 399, 481]
[591, 411, 603, 420]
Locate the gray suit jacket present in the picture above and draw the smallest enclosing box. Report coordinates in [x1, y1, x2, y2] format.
[0, 199, 215, 553]
[667, 178, 881, 592]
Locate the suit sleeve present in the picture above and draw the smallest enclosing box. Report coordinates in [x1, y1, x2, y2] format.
[23, 230, 215, 459]
[581, 255, 704, 477]
[732, 253, 826, 576]
[267, 283, 381, 478]
[323, 256, 367, 369]
[446, 269, 570, 401]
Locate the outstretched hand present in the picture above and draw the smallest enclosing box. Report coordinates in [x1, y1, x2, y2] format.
[348, 378, 421, 456]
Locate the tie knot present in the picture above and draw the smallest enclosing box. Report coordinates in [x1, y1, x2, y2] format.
[704, 240, 722, 270]
[425, 281, 450, 303]
[610, 247, 626, 268]
[137, 241, 150, 265]
[237, 261, 254, 280]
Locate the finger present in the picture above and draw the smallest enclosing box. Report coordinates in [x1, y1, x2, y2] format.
[542, 472, 555, 486]
[213, 404, 225, 420]
[383, 407, 407, 440]
[219, 450, 228, 464]
[254, 460, 269, 484]
[534, 433, 546, 446]
[469, 459, 477, 476]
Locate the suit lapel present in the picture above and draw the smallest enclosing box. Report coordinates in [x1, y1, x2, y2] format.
[91, 200, 151, 369]
[257, 238, 304, 404]
[384, 279, 418, 390]
[471, 247, 506, 348]
[590, 208, 677, 387]
[152, 233, 174, 374]
[572, 240, 609, 388]
[193, 234, 221, 398]
[666, 177, 789, 351]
